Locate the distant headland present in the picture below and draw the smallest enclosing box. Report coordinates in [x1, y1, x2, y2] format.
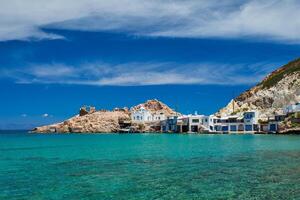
[33, 58, 300, 134]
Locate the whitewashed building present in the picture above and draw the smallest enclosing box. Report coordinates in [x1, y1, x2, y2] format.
[131, 107, 153, 122]
[187, 114, 209, 132]
[152, 111, 166, 121]
[208, 111, 259, 133]
[131, 107, 166, 122]
[284, 103, 300, 114]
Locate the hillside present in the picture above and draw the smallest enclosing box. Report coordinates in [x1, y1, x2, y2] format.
[218, 58, 300, 118]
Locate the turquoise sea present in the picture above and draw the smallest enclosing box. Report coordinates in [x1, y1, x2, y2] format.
[1, 131, 300, 200]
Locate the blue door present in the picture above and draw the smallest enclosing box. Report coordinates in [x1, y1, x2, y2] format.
[230, 125, 237, 132]
[222, 126, 229, 131]
[245, 125, 253, 131]
[269, 124, 277, 132]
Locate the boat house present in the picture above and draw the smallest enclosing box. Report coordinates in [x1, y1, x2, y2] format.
[209, 111, 259, 134]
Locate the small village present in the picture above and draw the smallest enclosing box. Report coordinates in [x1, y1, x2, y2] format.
[127, 101, 300, 134]
[33, 99, 300, 134]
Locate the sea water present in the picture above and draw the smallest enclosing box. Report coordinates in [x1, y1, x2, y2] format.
[1, 131, 300, 200]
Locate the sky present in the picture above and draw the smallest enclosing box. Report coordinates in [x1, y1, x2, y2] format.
[0, 0, 300, 129]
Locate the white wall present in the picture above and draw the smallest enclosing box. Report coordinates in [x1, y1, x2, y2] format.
[131, 108, 166, 122]
[131, 108, 153, 122]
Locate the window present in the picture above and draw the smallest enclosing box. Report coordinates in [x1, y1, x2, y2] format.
[244, 113, 254, 119]
[238, 124, 244, 131]
[230, 125, 237, 131]
[192, 119, 199, 123]
[245, 125, 252, 131]
[222, 126, 229, 131]
[215, 126, 222, 131]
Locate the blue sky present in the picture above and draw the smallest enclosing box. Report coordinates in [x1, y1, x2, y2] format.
[0, 0, 300, 129]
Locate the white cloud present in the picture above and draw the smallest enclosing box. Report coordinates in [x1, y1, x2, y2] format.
[0, 0, 300, 43]
[0, 61, 281, 86]
[42, 113, 51, 118]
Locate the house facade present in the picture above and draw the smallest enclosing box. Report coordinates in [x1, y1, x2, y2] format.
[131, 107, 154, 122]
[187, 114, 209, 132]
[160, 114, 209, 133]
[152, 111, 166, 121]
[209, 111, 260, 133]
[131, 107, 166, 122]
[284, 103, 300, 114]
[259, 114, 286, 133]
[160, 116, 178, 132]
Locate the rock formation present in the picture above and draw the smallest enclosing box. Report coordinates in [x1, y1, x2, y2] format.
[131, 99, 179, 116]
[33, 110, 130, 133]
[217, 58, 300, 118]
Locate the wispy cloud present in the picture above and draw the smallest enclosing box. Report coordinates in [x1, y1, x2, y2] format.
[0, 61, 280, 86]
[42, 113, 50, 118]
[0, 0, 300, 43]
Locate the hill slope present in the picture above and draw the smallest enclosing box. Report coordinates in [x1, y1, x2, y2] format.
[218, 58, 300, 118]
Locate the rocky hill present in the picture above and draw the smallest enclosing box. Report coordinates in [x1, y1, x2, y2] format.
[33, 110, 131, 133]
[131, 99, 179, 116]
[32, 99, 177, 133]
[217, 58, 300, 118]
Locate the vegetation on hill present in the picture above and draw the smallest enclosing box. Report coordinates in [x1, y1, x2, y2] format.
[218, 57, 300, 119]
[260, 58, 300, 89]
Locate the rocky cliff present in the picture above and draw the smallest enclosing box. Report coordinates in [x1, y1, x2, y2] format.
[33, 110, 131, 133]
[217, 58, 300, 118]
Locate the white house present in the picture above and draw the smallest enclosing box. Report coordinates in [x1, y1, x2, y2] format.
[284, 103, 300, 114]
[131, 107, 153, 122]
[131, 107, 166, 122]
[208, 111, 259, 133]
[152, 111, 166, 121]
[242, 111, 259, 132]
[187, 114, 209, 132]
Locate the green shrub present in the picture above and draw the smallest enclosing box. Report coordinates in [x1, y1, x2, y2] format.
[291, 122, 300, 128]
[260, 58, 300, 89]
